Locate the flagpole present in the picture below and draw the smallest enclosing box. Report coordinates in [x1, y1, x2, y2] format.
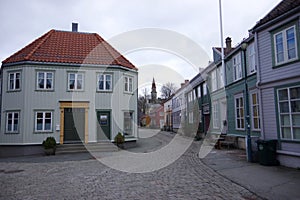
[219, 0, 225, 82]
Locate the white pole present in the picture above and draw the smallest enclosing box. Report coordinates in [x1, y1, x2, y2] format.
[219, 0, 225, 85]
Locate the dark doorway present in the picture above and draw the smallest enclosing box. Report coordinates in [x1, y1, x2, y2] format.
[97, 111, 111, 141]
[64, 108, 85, 143]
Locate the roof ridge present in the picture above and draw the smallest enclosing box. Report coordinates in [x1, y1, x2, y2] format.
[24, 29, 55, 60]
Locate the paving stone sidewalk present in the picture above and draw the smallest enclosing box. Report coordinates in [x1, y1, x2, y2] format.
[0, 131, 261, 200]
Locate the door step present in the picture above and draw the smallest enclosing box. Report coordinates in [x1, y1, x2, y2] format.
[56, 142, 118, 154]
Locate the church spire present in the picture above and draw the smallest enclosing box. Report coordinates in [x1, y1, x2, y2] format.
[151, 77, 157, 103]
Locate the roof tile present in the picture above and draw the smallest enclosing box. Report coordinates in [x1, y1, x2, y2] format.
[3, 30, 137, 70]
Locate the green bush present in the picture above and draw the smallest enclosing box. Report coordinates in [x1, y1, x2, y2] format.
[42, 137, 57, 149]
[114, 132, 125, 144]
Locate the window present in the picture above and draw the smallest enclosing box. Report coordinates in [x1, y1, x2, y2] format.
[274, 25, 298, 65]
[248, 43, 256, 74]
[277, 86, 300, 140]
[124, 76, 133, 93]
[212, 101, 219, 128]
[8, 72, 21, 91]
[218, 65, 224, 88]
[68, 73, 83, 90]
[124, 111, 133, 136]
[211, 69, 217, 91]
[197, 86, 201, 98]
[98, 74, 112, 91]
[250, 92, 260, 130]
[235, 95, 245, 130]
[189, 111, 193, 124]
[188, 91, 193, 102]
[233, 53, 242, 81]
[6, 112, 19, 133]
[193, 89, 196, 100]
[37, 72, 53, 90]
[203, 82, 207, 95]
[35, 111, 52, 132]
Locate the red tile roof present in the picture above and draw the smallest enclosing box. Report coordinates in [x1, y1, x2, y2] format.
[2, 30, 137, 70]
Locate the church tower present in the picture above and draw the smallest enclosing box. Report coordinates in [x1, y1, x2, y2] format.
[151, 78, 157, 103]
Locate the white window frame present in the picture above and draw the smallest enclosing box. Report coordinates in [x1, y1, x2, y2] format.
[197, 86, 201, 98]
[37, 71, 54, 90]
[35, 111, 53, 132]
[97, 74, 112, 92]
[218, 65, 224, 88]
[235, 94, 245, 130]
[6, 111, 19, 133]
[8, 72, 21, 91]
[124, 111, 133, 136]
[124, 76, 133, 93]
[247, 43, 256, 74]
[250, 91, 260, 131]
[211, 69, 217, 91]
[203, 82, 207, 95]
[68, 73, 84, 91]
[274, 25, 298, 66]
[277, 86, 300, 140]
[233, 53, 242, 81]
[212, 101, 219, 129]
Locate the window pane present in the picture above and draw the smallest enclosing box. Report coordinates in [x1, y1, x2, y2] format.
[46, 79, 52, 89]
[292, 114, 300, 126]
[45, 112, 51, 118]
[282, 127, 291, 139]
[106, 75, 111, 90]
[286, 27, 295, 59]
[69, 80, 75, 89]
[291, 101, 300, 112]
[293, 128, 300, 140]
[45, 119, 51, 130]
[69, 74, 75, 80]
[37, 113, 43, 118]
[77, 80, 82, 89]
[254, 118, 259, 129]
[281, 114, 290, 126]
[15, 77, 20, 89]
[278, 89, 288, 100]
[290, 88, 300, 99]
[36, 119, 43, 130]
[280, 102, 289, 113]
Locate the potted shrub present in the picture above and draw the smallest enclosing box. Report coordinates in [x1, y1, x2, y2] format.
[114, 132, 125, 149]
[42, 137, 57, 155]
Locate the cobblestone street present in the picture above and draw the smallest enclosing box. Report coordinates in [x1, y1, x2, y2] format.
[0, 131, 260, 200]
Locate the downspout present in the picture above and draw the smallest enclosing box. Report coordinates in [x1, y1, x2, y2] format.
[254, 32, 265, 140]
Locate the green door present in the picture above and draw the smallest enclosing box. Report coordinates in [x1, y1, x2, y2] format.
[97, 111, 111, 141]
[64, 108, 85, 143]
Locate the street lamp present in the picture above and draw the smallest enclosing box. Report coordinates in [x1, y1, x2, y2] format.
[241, 41, 252, 162]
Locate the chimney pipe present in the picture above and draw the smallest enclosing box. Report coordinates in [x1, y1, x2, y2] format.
[72, 23, 78, 32]
[225, 37, 232, 54]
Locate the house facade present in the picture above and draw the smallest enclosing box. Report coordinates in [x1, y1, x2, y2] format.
[225, 36, 261, 148]
[0, 25, 138, 148]
[251, 0, 300, 167]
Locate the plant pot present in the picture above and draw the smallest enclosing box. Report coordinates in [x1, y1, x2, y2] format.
[44, 147, 56, 155]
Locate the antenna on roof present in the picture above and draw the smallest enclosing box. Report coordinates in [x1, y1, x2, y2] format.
[72, 23, 78, 32]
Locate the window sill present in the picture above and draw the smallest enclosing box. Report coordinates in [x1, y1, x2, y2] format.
[273, 58, 299, 69]
[96, 90, 113, 93]
[5, 132, 19, 134]
[7, 90, 21, 93]
[35, 89, 54, 92]
[34, 131, 53, 134]
[67, 90, 85, 92]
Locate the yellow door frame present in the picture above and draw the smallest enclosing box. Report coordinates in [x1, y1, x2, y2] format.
[59, 101, 89, 144]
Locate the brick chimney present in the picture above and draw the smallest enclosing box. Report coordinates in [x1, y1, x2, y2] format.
[225, 37, 232, 54]
[72, 23, 78, 32]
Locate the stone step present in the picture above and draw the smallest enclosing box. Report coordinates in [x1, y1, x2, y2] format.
[56, 142, 119, 154]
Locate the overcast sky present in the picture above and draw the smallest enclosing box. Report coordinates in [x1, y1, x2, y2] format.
[0, 0, 282, 93]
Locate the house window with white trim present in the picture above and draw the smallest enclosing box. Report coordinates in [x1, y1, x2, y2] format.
[8, 72, 21, 91]
[235, 94, 245, 130]
[197, 86, 201, 98]
[278, 86, 300, 140]
[6, 111, 19, 133]
[248, 43, 256, 74]
[97, 74, 112, 91]
[250, 92, 260, 131]
[203, 82, 207, 95]
[37, 72, 53, 90]
[124, 111, 133, 136]
[124, 76, 133, 93]
[68, 73, 84, 91]
[233, 53, 242, 81]
[35, 111, 53, 132]
[212, 101, 219, 128]
[273, 25, 298, 65]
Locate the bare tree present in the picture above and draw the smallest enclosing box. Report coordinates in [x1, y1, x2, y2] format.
[160, 82, 177, 99]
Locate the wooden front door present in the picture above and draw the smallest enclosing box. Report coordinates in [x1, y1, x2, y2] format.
[64, 108, 85, 143]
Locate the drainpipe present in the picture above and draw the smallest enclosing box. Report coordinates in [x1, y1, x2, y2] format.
[254, 32, 265, 140]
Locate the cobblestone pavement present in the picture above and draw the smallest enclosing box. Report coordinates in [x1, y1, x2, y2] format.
[0, 131, 261, 200]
